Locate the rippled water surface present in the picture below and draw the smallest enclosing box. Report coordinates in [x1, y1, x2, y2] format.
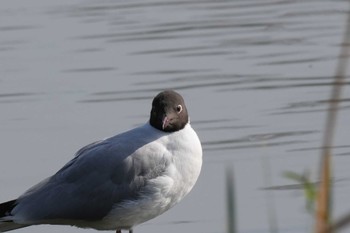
[1, 1, 350, 233]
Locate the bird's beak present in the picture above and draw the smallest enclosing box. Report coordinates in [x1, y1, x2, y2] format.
[162, 116, 170, 130]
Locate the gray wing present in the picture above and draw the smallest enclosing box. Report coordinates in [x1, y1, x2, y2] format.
[12, 137, 168, 222]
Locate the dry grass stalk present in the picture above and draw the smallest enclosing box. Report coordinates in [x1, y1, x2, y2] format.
[314, 2, 350, 233]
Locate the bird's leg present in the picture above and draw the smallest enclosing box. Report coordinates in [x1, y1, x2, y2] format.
[115, 229, 133, 233]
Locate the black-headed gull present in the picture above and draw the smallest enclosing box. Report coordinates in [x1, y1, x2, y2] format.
[0, 90, 202, 233]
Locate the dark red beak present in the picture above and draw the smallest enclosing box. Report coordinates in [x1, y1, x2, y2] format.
[162, 116, 170, 130]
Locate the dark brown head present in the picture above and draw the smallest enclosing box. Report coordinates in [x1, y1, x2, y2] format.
[149, 90, 189, 132]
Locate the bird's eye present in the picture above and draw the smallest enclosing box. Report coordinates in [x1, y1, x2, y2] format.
[176, 105, 183, 113]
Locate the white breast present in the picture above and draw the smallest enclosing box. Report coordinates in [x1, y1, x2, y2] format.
[102, 123, 202, 230]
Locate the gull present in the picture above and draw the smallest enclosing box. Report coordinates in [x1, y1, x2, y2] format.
[0, 90, 202, 233]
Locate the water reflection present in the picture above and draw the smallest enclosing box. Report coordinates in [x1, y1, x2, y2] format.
[63, 67, 115, 73]
[0, 92, 42, 103]
[203, 130, 316, 151]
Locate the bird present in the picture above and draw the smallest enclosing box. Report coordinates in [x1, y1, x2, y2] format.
[0, 90, 202, 233]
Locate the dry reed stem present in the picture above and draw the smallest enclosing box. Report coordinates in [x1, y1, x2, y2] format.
[314, 2, 350, 233]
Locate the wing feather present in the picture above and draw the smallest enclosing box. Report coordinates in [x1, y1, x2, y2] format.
[11, 127, 168, 223]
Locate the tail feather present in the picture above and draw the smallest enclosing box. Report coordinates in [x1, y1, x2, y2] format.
[0, 200, 29, 232]
[0, 222, 28, 232]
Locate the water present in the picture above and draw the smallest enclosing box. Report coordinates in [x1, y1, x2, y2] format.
[1, 0, 350, 233]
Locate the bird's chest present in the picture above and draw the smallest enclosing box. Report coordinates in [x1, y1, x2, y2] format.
[103, 128, 202, 229]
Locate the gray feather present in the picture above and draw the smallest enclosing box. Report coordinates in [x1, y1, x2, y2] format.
[11, 127, 168, 223]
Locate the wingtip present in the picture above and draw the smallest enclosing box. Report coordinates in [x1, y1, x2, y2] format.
[0, 200, 17, 219]
[0, 200, 28, 232]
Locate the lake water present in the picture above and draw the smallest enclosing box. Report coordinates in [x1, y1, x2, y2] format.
[1, 0, 350, 233]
